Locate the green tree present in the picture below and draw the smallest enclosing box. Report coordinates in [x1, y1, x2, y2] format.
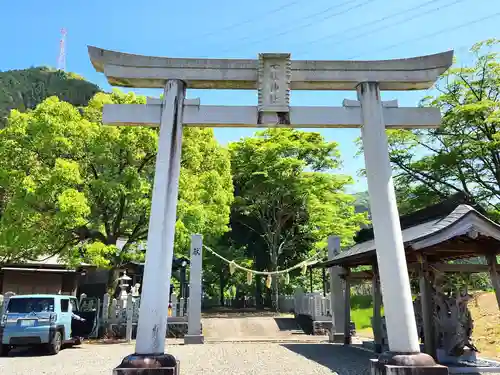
[351, 39, 500, 293]
[382, 39, 500, 217]
[229, 129, 367, 309]
[201, 238, 254, 306]
[0, 91, 233, 279]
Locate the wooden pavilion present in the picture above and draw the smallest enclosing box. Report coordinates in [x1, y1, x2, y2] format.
[313, 194, 500, 359]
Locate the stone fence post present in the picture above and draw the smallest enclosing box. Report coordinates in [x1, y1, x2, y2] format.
[125, 294, 133, 342]
[328, 236, 345, 343]
[185, 234, 204, 344]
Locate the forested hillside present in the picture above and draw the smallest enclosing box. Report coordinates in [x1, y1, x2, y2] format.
[0, 67, 100, 127]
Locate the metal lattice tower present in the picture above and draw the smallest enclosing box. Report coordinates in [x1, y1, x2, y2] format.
[57, 28, 67, 71]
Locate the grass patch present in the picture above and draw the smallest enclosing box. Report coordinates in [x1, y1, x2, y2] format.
[350, 294, 374, 331]
[350, 294, 383, 333]
[350, 308, 373, 330]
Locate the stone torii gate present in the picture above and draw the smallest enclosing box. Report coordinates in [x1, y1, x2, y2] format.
[88, 47, 453, 375]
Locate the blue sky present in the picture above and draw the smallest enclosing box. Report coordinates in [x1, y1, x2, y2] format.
[1, 0, 499, 192]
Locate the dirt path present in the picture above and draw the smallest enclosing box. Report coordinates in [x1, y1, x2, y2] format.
[468, 292, 500, 360]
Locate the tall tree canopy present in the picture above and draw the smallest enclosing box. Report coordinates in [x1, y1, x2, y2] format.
[228, 129, 367, 306]
[381, 39, 500, 217]
[0, 91, 233, 268]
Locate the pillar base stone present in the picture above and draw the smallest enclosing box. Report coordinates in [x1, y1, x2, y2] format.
[113, 353, 179, 375]
[371, 352, 448, 375]
[184, 334, 204, 344]
[328, 332, 344, 343]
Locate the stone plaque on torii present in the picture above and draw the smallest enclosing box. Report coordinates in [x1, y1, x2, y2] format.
[88, 46, 453, 375]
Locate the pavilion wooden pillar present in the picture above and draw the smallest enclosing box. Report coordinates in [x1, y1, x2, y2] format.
[309, 267, 313, 293]
[372, 263, 383, 353]
[322, 268, 327, 297]
[418, 255, 436, 358]
[486, 254, 500, 310]
[61, 272, 78, 296]
[343, 267, 351, 345]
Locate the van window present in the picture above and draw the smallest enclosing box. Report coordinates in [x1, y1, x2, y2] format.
[61, 299, 69, 312]
[7, 297, 55, 313]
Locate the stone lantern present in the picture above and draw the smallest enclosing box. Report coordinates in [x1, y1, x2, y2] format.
[117, 271, 132, 308]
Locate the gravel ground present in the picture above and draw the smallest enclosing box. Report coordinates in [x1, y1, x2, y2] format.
[0, 342, 375, 375]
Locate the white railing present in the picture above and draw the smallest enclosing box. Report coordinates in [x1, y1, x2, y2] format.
[221, 296, 256, 308]
[207, 295, 295, 311]
[278, 295, 295, 312]
[84, 292, 188, 342]
[293, 290, 331, 320]
[99, 292, 188, 324]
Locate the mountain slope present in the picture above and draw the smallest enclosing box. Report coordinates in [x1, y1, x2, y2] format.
[0, 67, 101, 127]
[353, 191, 370, 215]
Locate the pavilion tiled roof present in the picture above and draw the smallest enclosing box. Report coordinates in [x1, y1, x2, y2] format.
[316, 194, 500, 268]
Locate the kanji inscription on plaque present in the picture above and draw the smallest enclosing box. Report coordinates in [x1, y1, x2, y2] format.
[258, 53, 291, 113]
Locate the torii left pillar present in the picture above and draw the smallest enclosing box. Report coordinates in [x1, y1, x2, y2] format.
[113, 80, 184, 374]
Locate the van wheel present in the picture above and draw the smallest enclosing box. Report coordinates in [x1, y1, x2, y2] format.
[46, 331, 62, 355]
[0, 345, 10, 357]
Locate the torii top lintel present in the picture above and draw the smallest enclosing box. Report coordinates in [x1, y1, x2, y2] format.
[88, 46, 453, 91]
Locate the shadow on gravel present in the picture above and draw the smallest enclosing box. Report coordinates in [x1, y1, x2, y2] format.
[274, 317, 300, 331]
[84, 339, 129, 345]
[5, 345, 83, 357]
[281, 343, 376, 375]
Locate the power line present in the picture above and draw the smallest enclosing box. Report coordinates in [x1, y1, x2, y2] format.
[347, 11, 500, 59]
[197, 0, 304, 40]
[291, 0, 460, 54]
[217, 0, 360, 50]
[330, 0, 468, 52]
[219, 0, 377, 54]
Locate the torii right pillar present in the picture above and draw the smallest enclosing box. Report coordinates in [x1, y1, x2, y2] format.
[357, 82, 447, 375]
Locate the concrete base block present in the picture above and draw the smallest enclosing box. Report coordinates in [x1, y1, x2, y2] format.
[184, 334, 204, 345]
[328, 332, 344, 343]
[112, 353, 180, 375]
[436, 349, 476, 364]
[370, 360, 449, 375]
[104, 321, 194, 339]
[370, 355, 449, 375]
[113, 367, 178, 375]
[312, 320, 332, 335]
